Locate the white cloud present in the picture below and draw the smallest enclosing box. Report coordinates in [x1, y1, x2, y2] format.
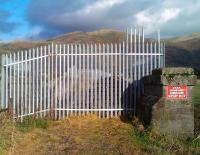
[161, 8, 181, 22]
[135, 8, 181, 34]
[62, 0, 125, 19]
[80, 0, 125, 14]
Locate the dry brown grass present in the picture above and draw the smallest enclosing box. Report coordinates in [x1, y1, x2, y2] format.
[1, 113, 199, 155]
[10, 115, 143, 155]
[0, 112, 21, 155]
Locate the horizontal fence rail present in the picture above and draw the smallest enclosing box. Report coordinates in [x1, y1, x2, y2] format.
[0, 27, 165, 120]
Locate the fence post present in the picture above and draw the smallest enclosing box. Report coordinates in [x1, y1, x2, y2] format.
[158, 30, 161, 68]
[130, 27, 133, 115]
[63, 44, 66, 118]
[59, 44, 62, 118]
[86, 44, 89, 115]
[90, 44, 94, 115]
[66, 44, 70, 116]
[28, 50, 31, 115]
[0, 54, 5, 110]
[47, 45, 51, 117]
[82, 44, 86, 116]
[98, 44, 102, 117]
[114, 43, 118, 117]
[118, 43, 122, 116]
[17, 52, 20, 119]
[134, 27, 137, 116]
[79, 44, 82, 116]
[74, 44, 77, 116]
[44, 46, 47, 117]
[102, 44, 105, 118]
[13, 53, 16, 119]
[24, 51, 27, 116]
[32, 49, 35, 115]
[55, 44, 58, 119]
[94, 44, 97, 115]
[51, 43, 54, 119]
[106, 44, 110, 118]
[20, 51, 24, 121]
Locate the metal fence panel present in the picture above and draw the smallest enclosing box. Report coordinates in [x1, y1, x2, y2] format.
[0, 27, 164, 120]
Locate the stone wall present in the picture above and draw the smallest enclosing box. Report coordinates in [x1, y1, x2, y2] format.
[139, 67, 197, 139]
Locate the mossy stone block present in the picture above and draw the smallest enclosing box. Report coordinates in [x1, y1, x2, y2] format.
[152, 67, 195, 76]
[140, 67, 197, 139]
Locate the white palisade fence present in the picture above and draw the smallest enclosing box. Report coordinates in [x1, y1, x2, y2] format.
[0, 27, 165, 121]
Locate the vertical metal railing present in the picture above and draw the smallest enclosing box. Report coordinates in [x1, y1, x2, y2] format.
[0, 26, 165, 120]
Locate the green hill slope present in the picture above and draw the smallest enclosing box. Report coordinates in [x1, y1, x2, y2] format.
[0, 30, 200, 70]
[165, 32, 200, 70]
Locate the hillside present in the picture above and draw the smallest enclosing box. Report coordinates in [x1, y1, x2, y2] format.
[165, 33, 200, 51]
[165, 32, 200, 70]
[0, 29, 200, 70]
[48, 29, 125, 43]
[0, 29, 125, 53]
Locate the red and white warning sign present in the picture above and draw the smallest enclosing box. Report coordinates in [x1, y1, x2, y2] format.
[166, 85, 187, 99]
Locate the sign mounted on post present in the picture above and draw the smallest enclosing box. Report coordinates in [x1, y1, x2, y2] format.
[166, 86, 187, 99]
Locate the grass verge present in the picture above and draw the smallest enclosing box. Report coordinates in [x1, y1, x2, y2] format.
[193, 80, 200, 136]
[0, 113, 200, 155]
[193, 80, 200, 108]
[131, 127, 200, 155]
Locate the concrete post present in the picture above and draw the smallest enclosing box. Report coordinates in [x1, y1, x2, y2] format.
[140, 67, 197, 139]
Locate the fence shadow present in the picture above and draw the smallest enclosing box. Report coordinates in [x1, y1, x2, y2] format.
[119, 80, 140, 125]
[139, 75, 163, 127]
[120, 76, 163, 128]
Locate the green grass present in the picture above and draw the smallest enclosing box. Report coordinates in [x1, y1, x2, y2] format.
[16, 116, 48, 132]
[193, 80, 200, 108]
[131, 128, 200, 155]
[189, 138, 200, 148]
[193, 80, 200, 136]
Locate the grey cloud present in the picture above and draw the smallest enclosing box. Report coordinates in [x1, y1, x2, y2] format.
[26, 0, 200, 39]
[27, 0, 95, 24]
[27, 0, 158, 38]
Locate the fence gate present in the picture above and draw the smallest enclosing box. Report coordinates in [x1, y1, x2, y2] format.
[0, 27, 165, 120]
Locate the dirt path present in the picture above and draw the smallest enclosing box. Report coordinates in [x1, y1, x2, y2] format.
[11, 116, 143, 155]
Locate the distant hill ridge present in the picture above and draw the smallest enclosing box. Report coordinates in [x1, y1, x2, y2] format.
[0, 29, 200, 70]
[166, 32, 200, 51]
[48, 29, 124, 43]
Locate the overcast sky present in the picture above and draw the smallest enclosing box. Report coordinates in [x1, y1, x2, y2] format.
[0, 0, 200, 41]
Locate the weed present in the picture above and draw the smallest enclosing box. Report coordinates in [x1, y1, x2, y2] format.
[35, 118, 48, 129]
[189, 138, 200, 148]
[16, 116, 48, 132]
